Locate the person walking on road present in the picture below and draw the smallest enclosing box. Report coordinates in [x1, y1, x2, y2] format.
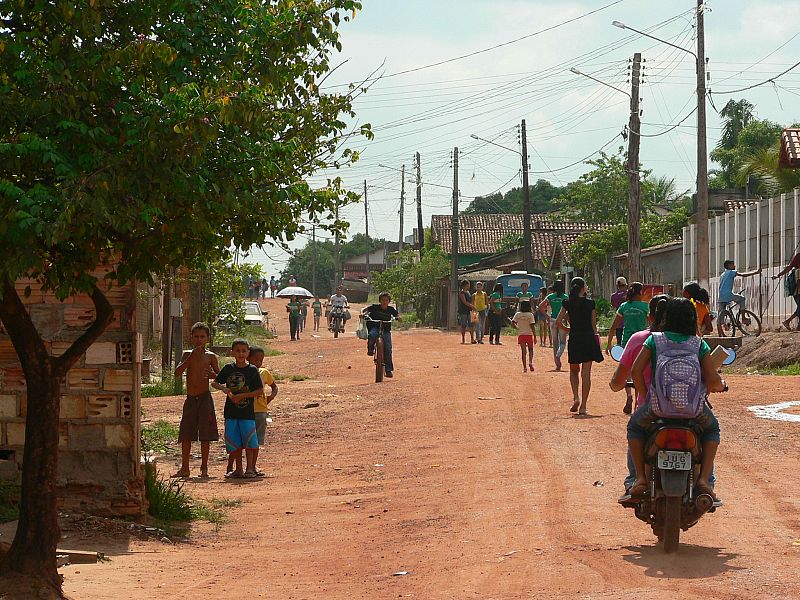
[541, 280, 568, 370]
[610, 277, 628, 346]
[488, 283, 505, 345]
[473, 282, 488, 344]
[286, 295, 301, 341]
[774, 252, 800, 330]
[458, 280, 476, 344]
[269, 276, 277, 298]
[536, 287, 551, 348]
[556, 277, 603, 415]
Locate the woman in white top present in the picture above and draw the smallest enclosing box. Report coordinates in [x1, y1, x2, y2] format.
[512, 300, 538, 373]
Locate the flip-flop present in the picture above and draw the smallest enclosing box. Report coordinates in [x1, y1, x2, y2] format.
[578, 408, 587, 415]
[570, 400, 580, 413]
[171, 470, 190, 478]
[695, 482, 717, 501]
[243, 470, 259, 479]
[198, 471, 210, 479]
[224, 470, 243, 479]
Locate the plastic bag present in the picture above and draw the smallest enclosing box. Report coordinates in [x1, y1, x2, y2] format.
[470, 310, 478, 323]
[356, 317, 369, 340]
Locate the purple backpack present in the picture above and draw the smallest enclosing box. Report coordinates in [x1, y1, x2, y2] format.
[648, 332, 706, 419]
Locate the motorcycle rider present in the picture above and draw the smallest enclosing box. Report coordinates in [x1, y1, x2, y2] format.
[626, 298, 727, 500]
[327, 285, 350, 331]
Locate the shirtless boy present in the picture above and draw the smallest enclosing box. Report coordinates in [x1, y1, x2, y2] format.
[172, 322, 220, 478]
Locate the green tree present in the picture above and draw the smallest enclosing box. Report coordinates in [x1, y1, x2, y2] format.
[711, 118, 783, 190]
[281, 240, 336, 297]
[371, 247, 450, 324]
[556, 150, 655, 223]
[340, 232, 386, 262]
[709, 99, 756, 188]
[0, 1, 365, 594]
[464, 179, 565, 214]
[496, 233, 523, 253]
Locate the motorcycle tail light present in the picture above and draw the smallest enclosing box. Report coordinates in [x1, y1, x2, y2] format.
[655, 428, 697, 450]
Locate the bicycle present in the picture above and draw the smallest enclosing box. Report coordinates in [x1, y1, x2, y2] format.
[365, 316, 394, 383]
[717, 301, 761, 337]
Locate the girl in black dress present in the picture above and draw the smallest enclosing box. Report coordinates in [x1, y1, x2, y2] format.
[555, 277, 603, 415]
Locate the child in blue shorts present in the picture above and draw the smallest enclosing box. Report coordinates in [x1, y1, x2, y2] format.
[212, 338, 264, 478]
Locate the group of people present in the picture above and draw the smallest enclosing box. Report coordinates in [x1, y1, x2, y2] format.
[173, 323, 278, 479]
[247, 275, 278, 299]
[285, 286, 351, 341]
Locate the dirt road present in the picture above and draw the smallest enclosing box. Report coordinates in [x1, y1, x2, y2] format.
[63, 297, 800, 599]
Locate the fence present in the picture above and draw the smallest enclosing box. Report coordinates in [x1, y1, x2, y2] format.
[683, 188, 800, 326]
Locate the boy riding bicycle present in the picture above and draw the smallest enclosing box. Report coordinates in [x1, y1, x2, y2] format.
[362, 292, 401, 378]
[716, 259, 760, 336]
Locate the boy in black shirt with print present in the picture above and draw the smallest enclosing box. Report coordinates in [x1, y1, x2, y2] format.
[212, 338, 264, 478]
[362, 292, 401, 378]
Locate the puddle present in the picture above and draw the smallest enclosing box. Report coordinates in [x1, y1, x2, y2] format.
[747, 401, 800, 422]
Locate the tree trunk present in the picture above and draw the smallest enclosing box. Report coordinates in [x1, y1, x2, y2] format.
[0, 281, 113, 597]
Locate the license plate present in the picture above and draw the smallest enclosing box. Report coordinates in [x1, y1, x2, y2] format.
[657, 450, 692, 471]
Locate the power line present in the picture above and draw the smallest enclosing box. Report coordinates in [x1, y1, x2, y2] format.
[713, 59, 800, 94]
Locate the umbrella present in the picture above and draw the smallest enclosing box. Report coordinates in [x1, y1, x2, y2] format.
[276, 286, 314, 299]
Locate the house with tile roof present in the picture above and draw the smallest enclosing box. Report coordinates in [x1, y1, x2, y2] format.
[430, 214, 606, 271]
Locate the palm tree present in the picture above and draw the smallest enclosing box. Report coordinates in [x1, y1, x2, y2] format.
[711, 99, 756, 187]
[737, 144, 800, 197]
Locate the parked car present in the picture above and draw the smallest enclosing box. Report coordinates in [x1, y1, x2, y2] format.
[217, 301, 268, 330]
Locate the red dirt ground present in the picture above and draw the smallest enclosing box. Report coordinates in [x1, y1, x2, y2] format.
[45, 298, 800, 598]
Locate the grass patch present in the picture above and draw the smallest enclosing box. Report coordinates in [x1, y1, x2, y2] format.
[744, 363, 800, 376]
[0, 476, 20, 523]
[273, 372, 310, 382]
[144, 460, 241, 529]
[214, 325, 276, 348]
[142, 372, 184, 398]
[141, 420, 179, 455]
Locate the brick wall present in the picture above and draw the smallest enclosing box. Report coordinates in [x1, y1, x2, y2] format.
[0, 267, 145, 517]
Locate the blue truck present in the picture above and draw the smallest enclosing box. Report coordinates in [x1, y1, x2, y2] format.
[495, 272, 545, 310]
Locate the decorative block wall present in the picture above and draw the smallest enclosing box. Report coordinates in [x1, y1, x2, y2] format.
[0, 267, 145, 517]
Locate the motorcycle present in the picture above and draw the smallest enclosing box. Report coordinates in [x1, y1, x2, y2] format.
[615, 343, 733, 553]
[329, 305, 347, 338]
[619, 420, 724, 552]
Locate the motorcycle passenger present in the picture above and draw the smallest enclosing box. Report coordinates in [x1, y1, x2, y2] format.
[610, 294, 669, 492]
[363, 292, 401, 378]
[627, 298, 727, 500]
[327, 286, 350, 331]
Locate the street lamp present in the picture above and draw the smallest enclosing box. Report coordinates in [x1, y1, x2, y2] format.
[613, 5, 710, 286]
[569, 67, 630, 98]
[469, 128, 533, 273]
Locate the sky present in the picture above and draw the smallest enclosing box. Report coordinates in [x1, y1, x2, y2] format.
[247, 0, 800, 276]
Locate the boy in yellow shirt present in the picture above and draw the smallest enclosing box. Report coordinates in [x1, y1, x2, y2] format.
[225, 346, 278, 476]
[473, 281, 488, 344]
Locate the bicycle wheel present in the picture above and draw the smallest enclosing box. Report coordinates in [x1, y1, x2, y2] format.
[375, 336, 384, 383]
[736, 309, 762, 337]
[718, 309, 736, 337]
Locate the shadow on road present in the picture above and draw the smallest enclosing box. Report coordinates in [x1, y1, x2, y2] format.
[622, 544, 744, 579]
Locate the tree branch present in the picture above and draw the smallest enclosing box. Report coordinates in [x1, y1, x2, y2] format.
[0, 280, 50, 378]
[53, 283, 114, 377]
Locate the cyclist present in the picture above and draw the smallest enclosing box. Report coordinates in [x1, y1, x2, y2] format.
[716, 259, 760, 336]
[362, 292, 401, 378]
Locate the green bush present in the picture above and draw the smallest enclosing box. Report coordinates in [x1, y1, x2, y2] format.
[144, 459, 195, 521]
[142, 372, 184, 398]
[141, 420, 179, 455]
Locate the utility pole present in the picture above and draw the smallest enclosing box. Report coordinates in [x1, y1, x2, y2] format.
[520, 120, 533, 273]
[696, 0, 710, 286]
[364, 179, 370, 282]
[311, 225, 317, 297]
[333, 203, 340, 292]
[449, 148, 459, 330]
[399, 164, 405, 251]
[627, 52, 642, 282]
[416, 152, 424, 254]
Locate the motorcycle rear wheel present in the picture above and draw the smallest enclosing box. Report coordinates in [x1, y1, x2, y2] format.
[663, 496, 681, 553]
